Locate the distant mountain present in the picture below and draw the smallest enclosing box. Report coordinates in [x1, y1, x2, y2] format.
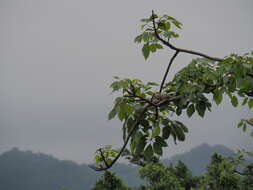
[163, 143, 234, 175]
[0, 144, 234, 190]
[0, 147, 140, 190]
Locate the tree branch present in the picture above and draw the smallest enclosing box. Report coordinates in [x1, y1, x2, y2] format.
[151, 10, 224, 62]
[89, 106, 149, 171]
[159, 50, 179, 93]
[124, 89, 157, 107]
[99, 148, 110, 168]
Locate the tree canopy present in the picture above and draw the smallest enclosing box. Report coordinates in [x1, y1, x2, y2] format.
[91, 171, 131, 190]
[89, 11, 253, 172]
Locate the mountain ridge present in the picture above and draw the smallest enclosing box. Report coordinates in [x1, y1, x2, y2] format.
[0, 144, 234, 190]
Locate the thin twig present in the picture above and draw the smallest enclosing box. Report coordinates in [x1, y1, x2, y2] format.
[159, 50, 179, 93]
[151, 10, 224, 62]
[99, 148, 109, 168]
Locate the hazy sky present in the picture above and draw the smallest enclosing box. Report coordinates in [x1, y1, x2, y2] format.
[0, 0, 252, 164]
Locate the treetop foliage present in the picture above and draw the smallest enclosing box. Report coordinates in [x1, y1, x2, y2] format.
[90, 11, 253, 172]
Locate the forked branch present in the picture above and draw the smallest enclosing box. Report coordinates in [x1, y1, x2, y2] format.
[151, 10, 224, 62]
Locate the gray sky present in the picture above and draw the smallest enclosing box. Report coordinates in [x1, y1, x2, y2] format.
[0, 0, 252, 164]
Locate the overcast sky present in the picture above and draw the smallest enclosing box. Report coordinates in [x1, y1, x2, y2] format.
[0, 0, 252, 164]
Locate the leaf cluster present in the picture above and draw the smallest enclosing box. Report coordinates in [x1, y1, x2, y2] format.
[134, 13, 182, 59]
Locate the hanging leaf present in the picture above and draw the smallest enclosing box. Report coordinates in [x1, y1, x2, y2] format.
[186, 104, 195, 117]
[142, 43, 150, 60]
[213, 89, 223, 105]
[135, 136, 147, 154]
[196, 102, 206, 117]
[134, 34, 143, 43]
[155, 136, 167, 147]
[248, 99, 253, 109]
[231, 96, 238, 107]
[153, 141, 163, 155]
[144, 144, 153, 160]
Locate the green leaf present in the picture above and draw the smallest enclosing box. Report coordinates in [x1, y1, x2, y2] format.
[118, 104, 134, 121]
[172, 20, 182, 29]
[237, 119, 244, 128]
[153, 141, 163, 155]
[149, 43, 157, 53]
[247, 118, 253, 126]
[110, 81, 121, 92]
[123, 104, 134, 115]
[144, 144, 153, 160]
[196, 103, 206, 117]
[140, 18, 151, 23]
[186, 104, 195, 117]
[135, 136, 146, 154]
[113, 76, 120, 79]
[213, 89, 223, 105]
[133, 131, 143, 143]
[157, 21, 166, 30]
[147, 82, 159, 86]
[231, 96, 238, 107]
[140, 119, 149, 129]
[140, 24, 146, 30]
[107, 158, 112, 165]
[152, 127, 160, 137]
[108, 107, 117, 120]
[248, 99, 253, 109]
[166, 15, 176, 21]
[155, 136, 167, 147]
[122, 123, 127, 142]
[242, 97, 248, 106]
[162, 125, 171, 139]
[155, 43, 163, 49]
[130, 139, 136, 153]
[118, 107, 126, 121]
[171, 131, 177, 145]
[134, 34, 142, 43]
[175, 121, 188, 133]
[127, 117, 135, 133]
[95, 155, 102, 163]
[142, 43, 150, 60]
[176, 107, 182, 116]
[148, 43, 163, 53]
[173, 124, 185, 141]
[228, 80, 236, 92]
[164, 22, 171, 31]
[142, 32, 150, 42]
[243, 123, 247, 132]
